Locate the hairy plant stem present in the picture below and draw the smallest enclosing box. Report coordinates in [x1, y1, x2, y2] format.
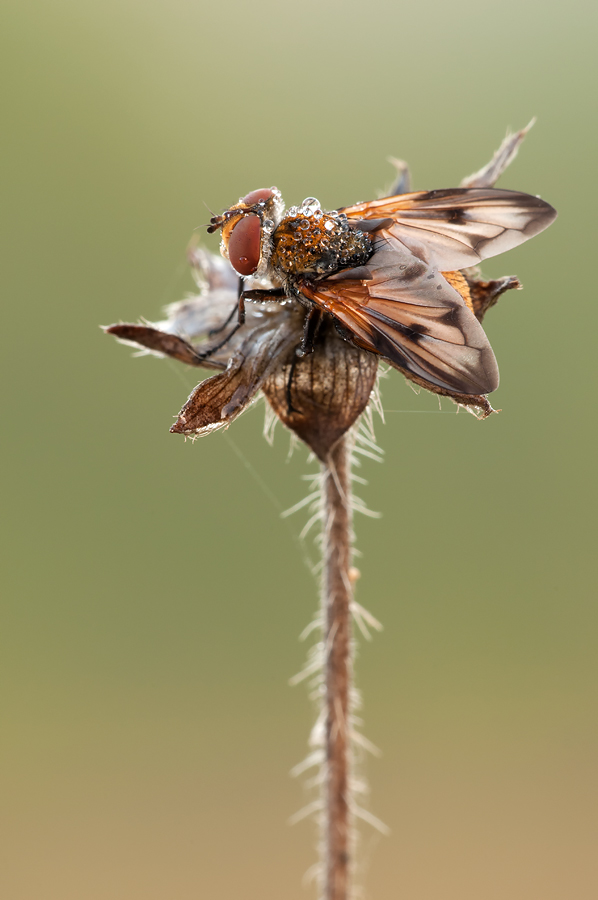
[321, 434, 354, 900]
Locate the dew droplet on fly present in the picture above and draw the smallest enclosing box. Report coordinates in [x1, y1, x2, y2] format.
[301, 197, 321, 216]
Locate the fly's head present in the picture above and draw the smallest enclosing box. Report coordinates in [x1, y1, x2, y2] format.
[208, 188, 284, 278]
[270, 198, 374, 279]
[209, 191, 374, 285]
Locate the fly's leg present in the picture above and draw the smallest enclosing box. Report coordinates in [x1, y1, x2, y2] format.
[297, 306, 323, 357]
[286, 354, 300, 414]
[286, 307, 323, 413]
[198, 286, 286, 361]
[207, 282, 287, 337]
[196, 283, 246, 360]
[242, 288, 287, 301]
[206, 279, 243, 337]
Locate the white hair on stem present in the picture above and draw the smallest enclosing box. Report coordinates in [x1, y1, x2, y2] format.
[287, 377, 386, 900]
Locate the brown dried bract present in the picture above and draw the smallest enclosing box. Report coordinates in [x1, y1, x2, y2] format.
[262, 321, 379, 460]
[465, 275, 522, 323]
[169, 310, 302, 436]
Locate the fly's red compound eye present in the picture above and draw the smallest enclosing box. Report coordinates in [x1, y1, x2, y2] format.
[241, 188, 273, 206]
[228, 214, 261, 275]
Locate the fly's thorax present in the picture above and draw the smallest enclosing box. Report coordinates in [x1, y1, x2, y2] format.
[270, 197, 373, 278]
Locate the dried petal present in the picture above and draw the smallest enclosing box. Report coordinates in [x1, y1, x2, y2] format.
[460, 120, 535, 189]
[104, 323, 225, 369]
[171, 309, 302, 436]
[465, 275, 522, 322]
[169, 356, 252, 435]
[262, 321, 379, 461]
[160, 292, 238, 354]
[392, 366, 496, 418]
[187, 242, 240, 291]
[384, 157, 411, 196]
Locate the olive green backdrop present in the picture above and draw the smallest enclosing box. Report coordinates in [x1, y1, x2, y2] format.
[2, 1, 596, 898]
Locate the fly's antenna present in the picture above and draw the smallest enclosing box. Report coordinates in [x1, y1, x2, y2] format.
[202, 199, 225, 234]
[207, 215, 224, 234]
[202, 198, 218, 218]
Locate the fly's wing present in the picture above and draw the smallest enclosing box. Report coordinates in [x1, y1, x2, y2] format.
[342, 188, 556, 271]
[299, 231, 499, 396]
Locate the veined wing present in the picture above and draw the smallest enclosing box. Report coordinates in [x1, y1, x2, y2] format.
[299, 230, 499, 396]
[342, 188, 556, 271]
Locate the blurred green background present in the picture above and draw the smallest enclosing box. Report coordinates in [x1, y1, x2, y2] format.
[2, 1, 596, 898]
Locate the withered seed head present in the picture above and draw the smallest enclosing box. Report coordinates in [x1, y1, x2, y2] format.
[262, 320, 379, 461]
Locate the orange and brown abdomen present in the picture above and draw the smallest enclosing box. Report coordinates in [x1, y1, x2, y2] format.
[441, 269, 474, 313]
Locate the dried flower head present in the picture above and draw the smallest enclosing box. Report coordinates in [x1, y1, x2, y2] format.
[106, 123, 555, 459]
